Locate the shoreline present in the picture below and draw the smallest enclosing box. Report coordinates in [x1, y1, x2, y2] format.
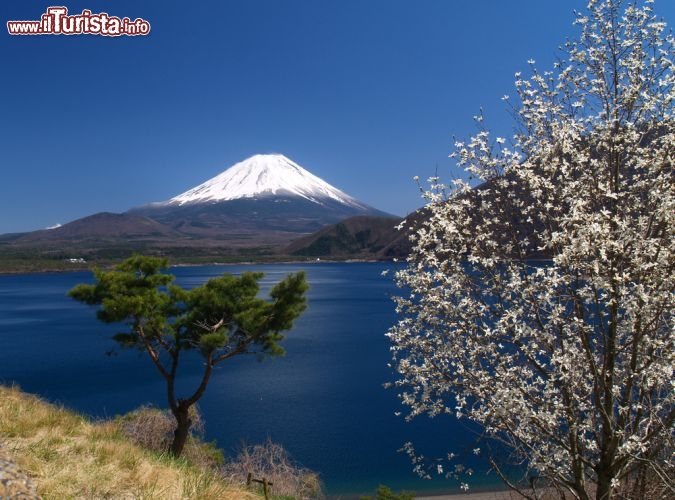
[0, 256, 395, 276]
[327, 488, 516, 500]
[415, 490, 517, 500]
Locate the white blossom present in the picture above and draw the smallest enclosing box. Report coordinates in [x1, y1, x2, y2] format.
[388, 1, 674, 498]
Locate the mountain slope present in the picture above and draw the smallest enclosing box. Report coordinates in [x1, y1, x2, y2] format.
[14, 212, 183, 243]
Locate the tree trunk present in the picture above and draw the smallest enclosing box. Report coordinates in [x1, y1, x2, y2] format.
[170, 403, 192, 457]
[596, 469, 612, 500]
[167, 355, 213, 458]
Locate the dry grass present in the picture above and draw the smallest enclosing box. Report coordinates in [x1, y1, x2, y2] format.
[0, 385, 258, 500]
[116, 404, 223, 471]
[222, 439, 324, 499]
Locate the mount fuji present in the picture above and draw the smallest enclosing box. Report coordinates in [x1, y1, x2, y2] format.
[129, 154, 394, 244]
[1, 153, 403, 269]
[162, 154, 370, 209]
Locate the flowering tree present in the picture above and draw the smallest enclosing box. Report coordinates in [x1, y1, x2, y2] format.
[387, 1, 674, 499]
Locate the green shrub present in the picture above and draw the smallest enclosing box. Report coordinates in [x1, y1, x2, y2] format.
[360, 484, 414, 500]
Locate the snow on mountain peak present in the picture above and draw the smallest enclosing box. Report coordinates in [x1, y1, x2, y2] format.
[165, 154, 366, 208]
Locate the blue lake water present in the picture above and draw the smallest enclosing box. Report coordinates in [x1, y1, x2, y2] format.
[0, 262, 500, 497]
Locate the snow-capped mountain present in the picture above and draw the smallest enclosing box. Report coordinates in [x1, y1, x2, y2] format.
[163, 153, 368, 209]
[4, 153, 402, 261]
[130, 153, 392, 243]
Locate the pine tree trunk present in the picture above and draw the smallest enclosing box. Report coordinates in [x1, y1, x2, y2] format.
[170, 404, 192, 457]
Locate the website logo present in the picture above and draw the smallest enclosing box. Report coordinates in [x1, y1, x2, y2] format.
[7, 6, 151, 36]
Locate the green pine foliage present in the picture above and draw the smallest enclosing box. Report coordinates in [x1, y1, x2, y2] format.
[70, 255, 309, 457]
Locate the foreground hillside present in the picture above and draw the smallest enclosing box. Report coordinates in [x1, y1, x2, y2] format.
[0, 385, 257, 499]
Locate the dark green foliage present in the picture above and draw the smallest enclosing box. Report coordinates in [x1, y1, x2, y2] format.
[69, 255, 307, 359]
[287, 215, 401, 258]
[291, 222, 371, 256]
[69, 255, 309, 457]
[359, 485, 414, 500]
[294, 235, 335, 256]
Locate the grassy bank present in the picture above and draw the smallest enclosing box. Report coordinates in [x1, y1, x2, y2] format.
[0, 385, 258, 499]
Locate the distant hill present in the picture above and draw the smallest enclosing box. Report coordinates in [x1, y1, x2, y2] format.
[13, 212, 183, 244]
[285, 215, 412, 259]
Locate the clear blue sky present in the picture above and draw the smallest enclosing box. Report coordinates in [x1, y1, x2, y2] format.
[2, 1, 674, 234]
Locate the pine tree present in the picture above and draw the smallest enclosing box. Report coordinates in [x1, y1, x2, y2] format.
[70, 255, 308, 457]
